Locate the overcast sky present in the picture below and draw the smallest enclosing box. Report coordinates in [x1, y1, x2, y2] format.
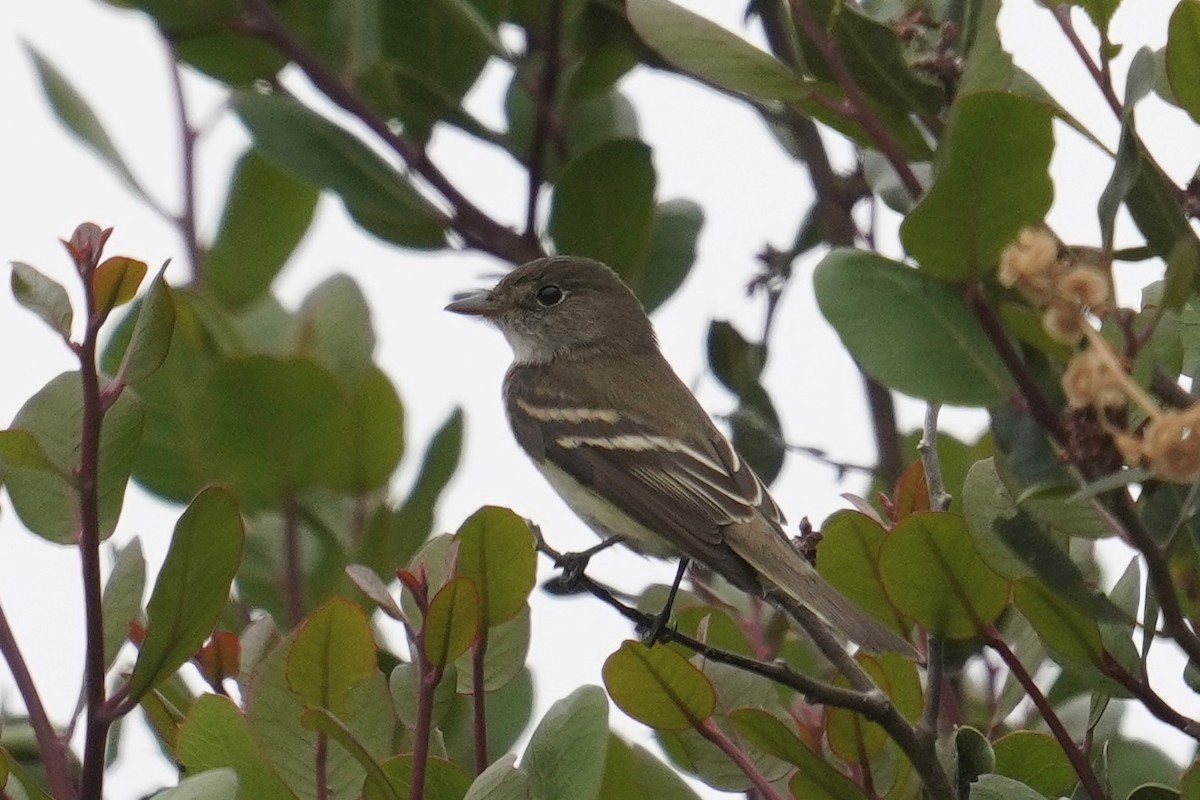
[1, 0, 1195, 796]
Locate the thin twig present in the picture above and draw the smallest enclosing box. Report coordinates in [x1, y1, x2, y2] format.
[0, 600, 76, 800]
[1101, 653, 1200, 739]
[471, 631, 489, 774]
[985, 628, 1109, 800]
[236, 0, 543, 265]
[696, 718, 786, 800]
[165, 41, 201, 282]
[1048, 5, 1122, 119]
[523, 1, 563, 242]
[76, 246, 111, 800]
[535, 534, 956, 800]
[788, 0, 924, 200]
[282, 495, 304, 628]
[918, 404, 951, 512]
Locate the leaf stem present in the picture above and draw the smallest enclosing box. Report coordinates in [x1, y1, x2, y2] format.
[471, 630, 489, 774]
[984, 627, 1109, 800]
[695, 718, 785, 800]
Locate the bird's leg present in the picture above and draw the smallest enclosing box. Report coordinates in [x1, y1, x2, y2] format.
[640, 558, 689, 646]
[548, 535, 626, 592]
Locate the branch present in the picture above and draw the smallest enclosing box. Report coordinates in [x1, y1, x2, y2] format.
[281, 494, 304, 628]
[0, 600, 76, 800]
[1101, 653, 1200, 740]
[535, 534, 956, 800]
[985, 628, 1109, 800]
[471, 630, 489, 774]
[237, 0, 544, 265]
[165, 40, 201, 282]
[1047, 5, 1122, 119]
[74, 243, 112, 800]
[787, 0, 924, 200]
[522, 1, 563, 242]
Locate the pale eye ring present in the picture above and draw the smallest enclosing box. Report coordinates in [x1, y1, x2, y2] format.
[535, 284, 565, 307]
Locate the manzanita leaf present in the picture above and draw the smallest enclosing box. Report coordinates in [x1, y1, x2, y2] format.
[814, 249, 1015, 406]
[127, 487, 244, 703]
[602, 641, 715, 730]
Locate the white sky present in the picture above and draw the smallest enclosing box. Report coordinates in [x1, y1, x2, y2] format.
[1, 0, 1197, 797]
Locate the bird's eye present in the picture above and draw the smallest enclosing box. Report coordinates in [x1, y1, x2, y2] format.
[535, 284, 565, 307]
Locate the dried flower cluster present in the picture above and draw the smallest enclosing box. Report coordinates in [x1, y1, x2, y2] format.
[999, 227, 1200, 483]
[997, 226, 1111, 345]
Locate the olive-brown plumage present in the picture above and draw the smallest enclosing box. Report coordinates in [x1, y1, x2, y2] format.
[447, 255, 911, 655]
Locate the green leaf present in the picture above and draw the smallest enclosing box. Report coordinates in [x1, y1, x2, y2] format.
[11, 262, 73, 339]
[102, 537, 146, 670]
[360, 409, 463, 575]
[374, 0, 506, 141]
[463, 754, 531, 800]
[967, 773, 1046, 800]
[455, 506, 536, 627]
[799, 0, 944, 115]
[992, 731, 1076, 798]
[323, 366, 404, 493]
[149, 768, 240, 800]
[0, 429, 59, 476]
[198, 355, 343, 508]
[602, 640, 715, 729]
[958, 0, 1013, 95]
[598, 736, 703, 800]
[366, 754, 473, 800]
[246, 634, 395, 800]
[549, 139, 656, 277]
[900, 92, 1054, 281]
[633, 199, 704, 313]
[207, 149, 318, 309]
[455, 605, 531, 693]
[118, 269, 176, 384]
[728, 708, 865, 800]
[1167, 0, 1200, 125]
[5, 372, 144, 543]
[523, 686, 609, 800]
[961, 458, 1036, 580]
[626, 0, 812, 103]
[293, 274, 377, 387]
[879, 512, 1009, 638]
[127, 487, 244, 703]
[391, 662, 458, 730]
[178, 694, 295, 800]
[816, 510, 907, 636]
[93, 256, 148, 316]
[706, 321, 784, 483]
[299, 710, 405, 800]
[1013, 579, 1105, 670]
[233, 91, 445, 249]
[814, 249, 1015, 405]
[287, 597, 377, 714]
[424, 576, 481, 667]
[24, 44, 151, 203]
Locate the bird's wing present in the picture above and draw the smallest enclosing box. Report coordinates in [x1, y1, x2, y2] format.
[505, 387, 768, 586]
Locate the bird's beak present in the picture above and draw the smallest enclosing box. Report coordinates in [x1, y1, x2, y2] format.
[445, 289, 499, 317]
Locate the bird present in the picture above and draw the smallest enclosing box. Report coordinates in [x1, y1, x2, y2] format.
[446, 255, 911, 655]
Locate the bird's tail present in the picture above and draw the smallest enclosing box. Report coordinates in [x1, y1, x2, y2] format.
[725, 523, 915, 657]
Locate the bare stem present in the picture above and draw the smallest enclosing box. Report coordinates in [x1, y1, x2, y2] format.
[523, 0, 563, 242]
[471, 630, 489, 774]
[536, 534, 956, 800]
[282, 495, 304, 628]
[77, 270, 110, 800]
[696, 718, 786, 800]
[165, 41, 201, 282]
[0, 600, 76, 800]
[986, 628, 1109, 800]
[788, 0, 924, 200]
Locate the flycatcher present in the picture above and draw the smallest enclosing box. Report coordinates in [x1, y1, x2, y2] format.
[447, 255, 909, 654]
